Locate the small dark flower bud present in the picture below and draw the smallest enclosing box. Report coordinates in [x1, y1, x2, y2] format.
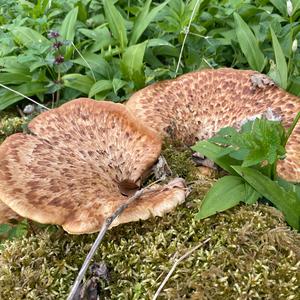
[48, 30, 60, 39]
[54, 55, 64, 64]
[53, 41, 64, 49]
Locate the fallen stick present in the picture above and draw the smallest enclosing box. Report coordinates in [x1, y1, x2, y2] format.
[152, 237, 211, 300]
[67, 181, 161, 300]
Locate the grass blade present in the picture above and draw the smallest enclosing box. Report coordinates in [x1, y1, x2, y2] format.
[234, 12, 265, 72]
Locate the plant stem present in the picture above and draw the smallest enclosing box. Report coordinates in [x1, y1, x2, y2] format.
[284, 111, 300, 147]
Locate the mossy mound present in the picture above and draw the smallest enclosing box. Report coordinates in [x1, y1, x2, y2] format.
[1, 197, 300, 299]
[0, 138, 300, 299]
[0, 115, 25, 143]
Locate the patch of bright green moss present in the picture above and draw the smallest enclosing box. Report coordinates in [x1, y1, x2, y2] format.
[0, 116, 25, 143]
[0, 141, 300, 299]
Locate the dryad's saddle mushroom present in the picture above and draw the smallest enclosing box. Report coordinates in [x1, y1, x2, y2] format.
[127, 68, 300, 182]
[0, 68, 299, 232]
[0, 99, 186, 233]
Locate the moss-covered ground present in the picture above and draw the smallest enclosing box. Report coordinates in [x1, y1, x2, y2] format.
[0, 117, 299, 300]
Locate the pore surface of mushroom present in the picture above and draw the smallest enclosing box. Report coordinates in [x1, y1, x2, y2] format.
[0, 99, 186, 234]
[126, 68, 300, 181]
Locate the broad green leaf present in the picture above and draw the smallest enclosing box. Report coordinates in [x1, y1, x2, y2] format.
[130, 0, 170, 45]
[62, 74, 94, 94]
[112, 78, 127, 93]
[233, 166, 300, 230]
[234, 13, 265, 72]
[244, 183, 261, 204]
[103, 0, 127, 50]
[191, 140, 238, 174]
[60, 7, 78, 42]
[293, 0, 300, 14]
[60, 7, 78, 59]
[270, 27, 288, 89]
[72, 53, 112, 78]
[0, 82, 46, 110]
[269, 0, 288, 16]
[89, 80, 113, 98]
[196, 176, 246, 219]
[0, 73, 31, 84]
[11, 27, 50, 49]
[121, 41, 147, 88]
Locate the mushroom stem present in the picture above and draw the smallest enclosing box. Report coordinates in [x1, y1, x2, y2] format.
[67, 180, 161, 300]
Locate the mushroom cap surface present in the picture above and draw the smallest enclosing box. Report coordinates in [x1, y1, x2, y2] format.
[126, 68, 300, 181]
[0, 98, 186, 234]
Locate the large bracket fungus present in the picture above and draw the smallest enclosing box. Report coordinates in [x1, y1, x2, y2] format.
[127, 68, 300, 182]
[0, 99, 186, 233]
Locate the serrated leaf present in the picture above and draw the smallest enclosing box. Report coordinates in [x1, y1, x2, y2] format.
[270, 27, 288, 89]
[196, 176, 246, 219]
[89, 80, 113, 98]
[234, 13, 265, 72]
[103, 0, 127, 50]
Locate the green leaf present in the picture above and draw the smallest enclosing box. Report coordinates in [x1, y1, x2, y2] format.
[11, 26, 50, 49]
[60, 7, 78, 42]
[233, 13, 265, 72]
[62, 74, 94, 94]
[0, 82, 46, 110]
[103, 0, 128, 50]
[89, 80, 113, 98]
[191, 140, 239, 174]
[196, 176, 246, 220]
[130, 0, 170, 45]
[0, 73, 31, 84]
[270, 27, 288, 89]
[244, 183, 261, 204]
[233, 166, 300, 230]
[121, 41, 147, 88]
[72, 53, 112, 78]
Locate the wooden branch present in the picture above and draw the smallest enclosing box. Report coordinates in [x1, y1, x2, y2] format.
[67, 181, 161, 300]
[152, 237, 211, 300]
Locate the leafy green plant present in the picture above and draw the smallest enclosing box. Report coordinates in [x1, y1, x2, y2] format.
[1, 0, 300, 111]
[192, 113, 300, 230]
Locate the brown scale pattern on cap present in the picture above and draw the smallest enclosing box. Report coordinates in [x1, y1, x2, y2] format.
[0, 99, 186, 234]
[127, 68, 300, 182]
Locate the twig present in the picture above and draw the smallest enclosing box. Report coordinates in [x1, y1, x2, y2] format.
[0, 83, 50, 111]
[67, 181, 161, 300]
[175, 0, 201, 75]
[152, 237, 211, 300]
[71, 42, 97, 83]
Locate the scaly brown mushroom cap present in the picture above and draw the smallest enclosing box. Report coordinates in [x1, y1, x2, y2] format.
[0, 98, 186, 234]
[0, 200, 21, 224]
[126, 68, 300, 181]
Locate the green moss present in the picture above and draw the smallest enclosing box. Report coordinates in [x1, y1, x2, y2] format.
[0, 116, 25, 143]
[0, 141, 300, 299]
